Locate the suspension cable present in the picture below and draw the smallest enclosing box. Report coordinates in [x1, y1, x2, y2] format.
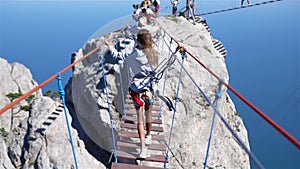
[0, 47, 100, 116]
[203, 81, 223, 169]
[159, 26, 300, 149]
[56, 73, 79, 169]
[164, 49, 186, 168]
[0, 23, 131, 116]
[177, 59, 265, 169]
[198, 0, 283, 16]
[115, 37, 127, 116]
[159, 33, 171, 120]
[160, 33, 264, 168]
[99, 48, 118, 163]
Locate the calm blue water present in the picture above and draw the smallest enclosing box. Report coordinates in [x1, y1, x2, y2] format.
[0, 0, 299, 168]
[201, 0, 300, 168]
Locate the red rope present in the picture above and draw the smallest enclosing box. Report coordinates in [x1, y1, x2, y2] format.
[0, 24, 130, 116]
[0, 47, 99, 116]
[160, 26, 300, 149]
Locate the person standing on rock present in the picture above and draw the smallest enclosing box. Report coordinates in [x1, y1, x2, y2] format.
[133, 1, 156, 26]
[105, 29, 158, 159]
[170, 0, 179, 16]
[241, 0, 252, 7]
[153, 0, 161, 14]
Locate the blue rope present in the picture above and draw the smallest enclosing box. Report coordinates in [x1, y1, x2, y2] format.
[203, 81, 222, 169]
[115, 37, 127, 116]
[99, 48, 118, 163]
[160, 31, 167, 56]
[164, 49, 186, 168]
[56, 73, 79, 169]
[158, 34, 171, 120]
[177, 63, 265, 169]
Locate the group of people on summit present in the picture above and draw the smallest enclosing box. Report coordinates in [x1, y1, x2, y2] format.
[132, 0, 253, 20]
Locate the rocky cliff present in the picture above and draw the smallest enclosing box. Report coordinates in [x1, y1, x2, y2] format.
[70, 16, 250, 168]
[0, 58, 106, 168]
[0, 16, 250, 169]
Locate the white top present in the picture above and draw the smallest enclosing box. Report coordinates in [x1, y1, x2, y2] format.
[135, 7, 154, 16]
[109, 44, 154, 76]
[172, 0, 179, 6]
[155, 0, 161, 5]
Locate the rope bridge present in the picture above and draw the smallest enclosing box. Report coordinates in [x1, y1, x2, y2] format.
[198, 0, 283, 16]
[1, 10, 299, 169]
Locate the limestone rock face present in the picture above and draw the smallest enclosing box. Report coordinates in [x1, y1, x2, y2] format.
[0, 58, 41, 132]
[70, 16, 250, 168]
[0, 15, 251, 169]
[0, 57, 106, 169]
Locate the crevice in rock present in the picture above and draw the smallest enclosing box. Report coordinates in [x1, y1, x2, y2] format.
[20, 110, 32, 166]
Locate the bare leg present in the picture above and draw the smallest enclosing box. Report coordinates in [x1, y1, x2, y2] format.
[145, 104, 153, 136]
[136, 106, 146, 149]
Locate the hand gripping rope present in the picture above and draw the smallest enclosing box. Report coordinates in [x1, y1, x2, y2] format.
[99, 48, 118, 163]
[56, 73, 79, 169]
[164, 48, 187, 168]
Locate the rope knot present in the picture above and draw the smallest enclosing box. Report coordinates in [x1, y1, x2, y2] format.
[179, 48, 187, 60]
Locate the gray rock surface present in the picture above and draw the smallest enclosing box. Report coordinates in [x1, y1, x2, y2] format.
[70, 16, 250, 168]
[0, 58, 106, 169]
[0, 15, 251, 169]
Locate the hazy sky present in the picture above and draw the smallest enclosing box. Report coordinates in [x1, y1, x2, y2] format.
[0, 0, 299, 168]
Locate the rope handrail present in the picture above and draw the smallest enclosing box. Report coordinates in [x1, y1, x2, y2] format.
[198, 0, 282, 16]
[0, 47, 100, 116]
[0, 24, 131, 116]
[160, 33, 264, 168]
[99, 48, 118, 163]
[115, 37, 127, 116]
[56, 73, 79, 169]
[164, 50, 186, 168]
[179, 61, 265, 169]
[158, 26, 300, 149]
[203, 81, 222, 169]
[158, 33, 172, 120]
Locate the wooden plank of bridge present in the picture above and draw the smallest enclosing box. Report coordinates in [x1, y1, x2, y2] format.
[112, 163, 164, 169]
[125, 109, 161, 117]
[121, 122, 164, 132]
[112, 96, 168, 169]
[119, 131, 164, 141]
[117, 140, 166, 151]
[122, 116, 162, 124]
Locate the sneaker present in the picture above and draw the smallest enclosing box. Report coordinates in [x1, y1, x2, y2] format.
[248, 3, 253, 6]
[145, 135, 152, 146]
[241, 4, 245, 8]
[138, 148, 148, 159]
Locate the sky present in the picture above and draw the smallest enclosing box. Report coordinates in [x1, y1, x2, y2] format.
[0, 0, 299, 168]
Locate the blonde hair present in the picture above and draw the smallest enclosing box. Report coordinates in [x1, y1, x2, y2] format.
[137, 29, 158, 67]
